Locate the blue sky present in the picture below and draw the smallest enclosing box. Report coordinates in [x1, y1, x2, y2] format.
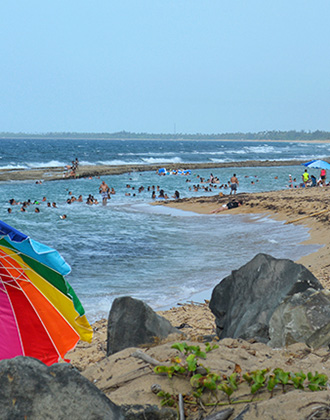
[1, 1, 329, 134]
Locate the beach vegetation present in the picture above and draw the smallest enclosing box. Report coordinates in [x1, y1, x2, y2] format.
[154, 342, 329, 410]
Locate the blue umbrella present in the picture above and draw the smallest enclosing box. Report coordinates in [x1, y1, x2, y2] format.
[302, 160, 330, 170]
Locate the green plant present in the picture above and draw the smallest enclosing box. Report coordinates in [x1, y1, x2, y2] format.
[307, 372, 328, 391]
[243, 369, 268, 394]
[153, 342, 330, 411]
[290, 371, 306, 390]
[218, 373, 238, 403]
[171, 342, 207, 359]
[154, 363, 186, 378]
[190, 372, 220, 400]
[273, 368, 290, 393]
[267, 373, 279, 398]
[157, 391, 176, 407]
[205, 342, 219, 353]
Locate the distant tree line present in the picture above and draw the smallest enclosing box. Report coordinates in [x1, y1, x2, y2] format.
[0, 130, 329, 141]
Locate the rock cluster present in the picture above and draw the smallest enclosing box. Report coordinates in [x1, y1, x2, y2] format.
[209, 253, 330, 348]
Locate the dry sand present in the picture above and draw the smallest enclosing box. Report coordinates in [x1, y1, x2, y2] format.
[68, 187, 330, 419]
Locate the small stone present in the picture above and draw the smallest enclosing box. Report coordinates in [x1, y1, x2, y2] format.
[151, 383, 162, 394]
[195, 366, 208, 375]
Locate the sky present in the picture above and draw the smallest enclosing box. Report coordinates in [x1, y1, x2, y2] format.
[1, 1, 329, 134]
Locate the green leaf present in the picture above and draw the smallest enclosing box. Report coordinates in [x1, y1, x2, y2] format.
[190, 374, 203, 388]
[203, 374, 219, 391]
[173, 365, 186, 374]
[186, 354, 198, 372]
[205, 342, 219, 352]
[229, 373, 238, 390]
[243, 372, 253, 384]
[290, 371, 306, 390]
[267, 375, 278, 392]
[171, 342, 187, 353]
[218, 383, 234, 397]
[251, 383, 263, 394]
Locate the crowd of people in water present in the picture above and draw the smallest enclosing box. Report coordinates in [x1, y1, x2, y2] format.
[6, 163, 329, 218]
[7, 196, 65, 217]
[6, 169, 240, 216]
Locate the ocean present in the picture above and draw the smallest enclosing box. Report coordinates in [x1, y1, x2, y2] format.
[0, 138, 327, 322]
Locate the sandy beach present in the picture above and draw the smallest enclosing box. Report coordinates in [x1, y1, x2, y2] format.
[66, 185, 330, 418]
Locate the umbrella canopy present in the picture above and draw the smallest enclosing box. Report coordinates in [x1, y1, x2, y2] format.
[0, 220, 93, 365]
[302, 160, 330, 170]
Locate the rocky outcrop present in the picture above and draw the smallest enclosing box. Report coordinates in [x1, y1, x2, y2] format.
[107, 296, 181, 355]
[209, 253, 323, 343]
[0, 357, 124, 420]
[269, 288, 330, 348]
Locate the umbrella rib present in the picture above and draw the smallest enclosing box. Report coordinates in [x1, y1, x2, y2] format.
[0, 247, 71, 296]
[0, 252, 81, 327]
[0, 252, 78, 320]
[0, 254, 41, 290]
[0, 249, 53, 274]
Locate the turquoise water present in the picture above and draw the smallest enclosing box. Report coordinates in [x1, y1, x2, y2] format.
[0, 139, 325, 321]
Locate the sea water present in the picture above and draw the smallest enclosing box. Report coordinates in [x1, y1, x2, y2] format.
[0, 139, 327, 321]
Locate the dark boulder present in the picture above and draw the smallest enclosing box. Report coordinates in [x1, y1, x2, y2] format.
[209, 253, 323, 343]
[0, 357, 124, 420]
[107, 296, 180, 356]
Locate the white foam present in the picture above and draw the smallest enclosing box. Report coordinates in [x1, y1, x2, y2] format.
[244, 145, 277, 154]
[141, 157, 183, 164]
[0, 164, 28, 170]
[26, 160, 67, 168]
[130, 203, 203, 217]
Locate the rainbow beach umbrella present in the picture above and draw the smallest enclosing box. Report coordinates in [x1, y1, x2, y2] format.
[0, 220, 93, 365]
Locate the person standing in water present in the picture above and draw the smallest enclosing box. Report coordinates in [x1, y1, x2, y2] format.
[230, 174, 239, 195]
[99, 180, 110, 205]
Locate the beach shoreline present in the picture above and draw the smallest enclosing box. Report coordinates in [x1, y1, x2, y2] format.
[1, 158, 329, 182]
[158, 187, 330, 288]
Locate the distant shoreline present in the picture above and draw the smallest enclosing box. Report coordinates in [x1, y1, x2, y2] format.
[1, 136, 330, 143]
[0, 158, 327, 182]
